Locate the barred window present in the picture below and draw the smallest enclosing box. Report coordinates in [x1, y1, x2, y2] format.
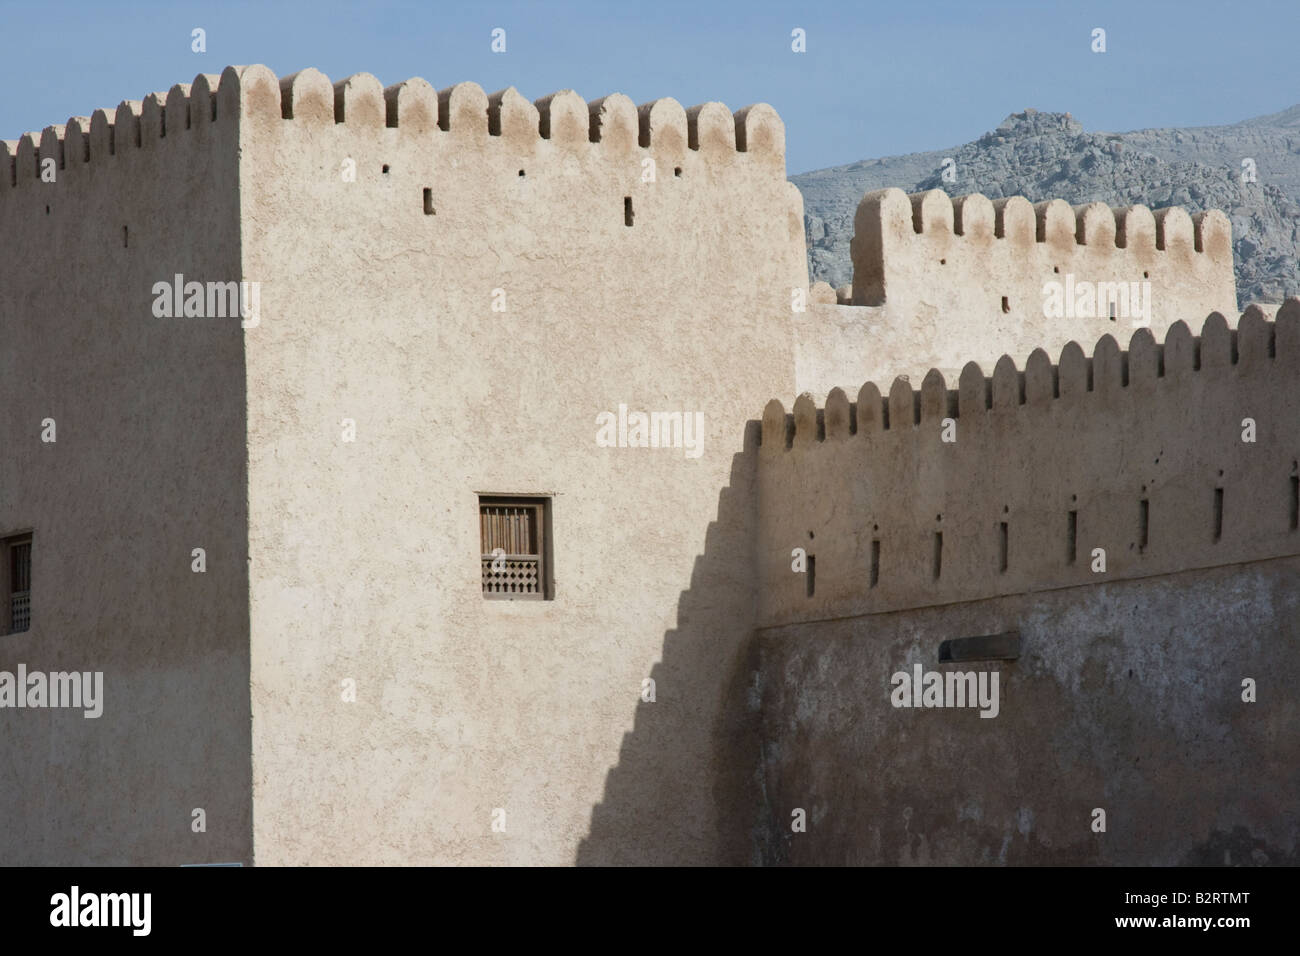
[3, 533, 32, 635]
[479, 497, 552, 600]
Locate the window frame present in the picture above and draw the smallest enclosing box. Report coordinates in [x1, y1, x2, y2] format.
[2, 531, 33, 635]
[478, 496, 554, 601]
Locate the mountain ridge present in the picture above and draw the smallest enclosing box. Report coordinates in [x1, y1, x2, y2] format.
[794, 106, 1300, 308]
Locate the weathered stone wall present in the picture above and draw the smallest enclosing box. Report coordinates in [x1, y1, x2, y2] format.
[755, 559, 1300, 865]
[755, 307, 1300, 864]
[0, 79, 252, 864]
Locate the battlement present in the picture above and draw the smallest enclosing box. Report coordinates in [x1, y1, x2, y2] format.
[765, 302, 1300, 449]
[758, 300, 1300, 625]
[1, 64, 787, 204]
[839, 188, 1239, 377]
[2, 73, 224, 193]
[854, 187, 1232, 272]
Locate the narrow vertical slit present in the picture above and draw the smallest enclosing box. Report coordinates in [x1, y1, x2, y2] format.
[869, 539, 880, 588]
[423, 188, 435, 215]
[624, 196, 633, 227]
[998, 522, 1008, 573]
[1213, 488, 1223, 542]
[932, 532, 943, 580]
[1291, 476, 1298, 531]
[1139, 498, 1149, 551]
[806, 555, 815, 597]
[1067, 510, 1077, 564]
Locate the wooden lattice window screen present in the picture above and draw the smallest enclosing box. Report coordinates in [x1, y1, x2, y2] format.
[4, 534, 31, 634]
[480, 498, 550, 600]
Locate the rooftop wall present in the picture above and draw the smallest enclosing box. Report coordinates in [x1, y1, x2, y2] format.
[760, 302, 1300, 625]
[828, 189, 1239, 390]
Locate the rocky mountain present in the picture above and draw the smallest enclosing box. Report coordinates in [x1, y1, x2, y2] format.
[793, 107, 1300, 308]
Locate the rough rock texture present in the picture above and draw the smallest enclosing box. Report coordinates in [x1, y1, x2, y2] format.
[756, 560, 1300, 865]
[795, 107, 1300, 308]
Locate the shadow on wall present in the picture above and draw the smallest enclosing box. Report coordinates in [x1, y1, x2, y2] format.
[752, 563, 1300, 865]
[576, 424, 769, 866]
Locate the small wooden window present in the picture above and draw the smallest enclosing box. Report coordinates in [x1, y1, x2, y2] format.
[3, 533, 32, 634]
[480, 497, 552, 600]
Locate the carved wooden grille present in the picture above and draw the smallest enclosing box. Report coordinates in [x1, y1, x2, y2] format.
[481, 555, 541, 596]
[480, 500, 548, 600]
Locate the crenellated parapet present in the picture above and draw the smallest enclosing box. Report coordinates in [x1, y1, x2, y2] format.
[766, 303, 1298, 449]
[857, 188, 1233, 260]
[2, 73, 227, 193]
[1, 64, 788, 204]
[759, 300, 1300, 625]
[844, 187, 1239, 367]
[260, 66, 786, 161]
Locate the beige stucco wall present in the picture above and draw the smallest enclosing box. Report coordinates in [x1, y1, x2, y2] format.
[227, 65, 805, 865]
[761, 305, 1300, 625]
[0, 79, 252, 864]
[791, 188, 1238, 400]
[854, 187, 1237, 337]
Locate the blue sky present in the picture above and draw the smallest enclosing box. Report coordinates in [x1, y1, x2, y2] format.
[1, 0, 1295, 174]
